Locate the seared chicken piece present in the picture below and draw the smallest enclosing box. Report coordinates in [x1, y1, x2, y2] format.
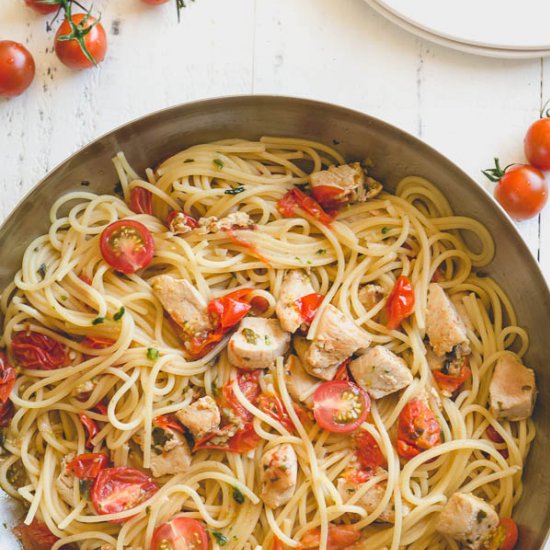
[150, 275, 211, 335]
[284, 355, 319, 408]
[260, 443, 298, 508]
[426, 283, 470, 356]
[198, 212, 254, 234]
[276, 270, 316, 333]
[176, 396, 220, 440]
[349, 346, 412, 399]
[489, 354, 536, 421]
[358, 284, 385, 311]
[436, 493, 499, 550]
[299, 305, 370, 380]
[451, 292, 475, 333]
[228, 317, 290, 370]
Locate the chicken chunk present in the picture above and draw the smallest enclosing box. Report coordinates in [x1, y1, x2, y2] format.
[358, 284, 385, 311]
[451, 292, 475, 333]
[228, 317, 290, 370]
[300, 305, 370, 380]
[436, 492, 499, 549]
[489, 354, 536, 421]
[56, 453, 75, 507]
[150, 275, 211, 335]
[349, 346, 412, 399]
[276, 270, 316, 333]
[260, 443, 298, 508]
[175, 395, 220, 440]
[426, 283, 470, 356]
[138, 427, 192, 478]
[284, 355, 319, 408]
[337, 476, 405, 523]
[198, 212, 254, 234]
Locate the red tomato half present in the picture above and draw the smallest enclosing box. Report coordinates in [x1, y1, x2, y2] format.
[299, 524, 361, 550]
[24, 0, 59, 14]
[355, 430, 387, 472]
[0, 352, 16, 403]
[273, 536, 284, 550]
[486, 518, 519, 550]
[12, 331, 69, 370]
[0, 400, 15, 427]
[55, 14, 107, 70]
[224, 228, 271, 266]
[14, 518, 58, 550]
[397, 399, 440, 459]
[151, 517, 208, 550]
[258, 393, 295, 432]
[0, 41, 35, 98]
[386, 276, 415, 330]
[311, 185, 350, 209]
[525, 117, 550, 171]
[100, 219, 155, 274]
[79, 413, 99, 449]
[154, 414, 185, 434]
[91, 467, 159, 521]
[294, 293, 324, 326]
[313, 381, 370, 433]
[81, 336, 116, 349]
[67, 452, 109, 479]
[486, 425, 509, 459]
[277, 188, 335, 226]
[129, 187, 153, 215]
[166, 210, 198, 234]
[432, 361, 471, 394]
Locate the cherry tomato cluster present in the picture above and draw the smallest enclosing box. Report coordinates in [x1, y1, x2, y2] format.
[483, 109, 550, 221]
[0, 0, 192, 98]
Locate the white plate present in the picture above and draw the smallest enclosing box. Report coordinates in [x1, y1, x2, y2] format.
[375, 0, 550, 51]
[365, 0, 550, 59]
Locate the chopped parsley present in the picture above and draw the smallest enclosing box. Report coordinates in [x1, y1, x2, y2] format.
[211, 531, 229, 546]
[92, 317, 105, 325]
[213, 158, 224, 170]
[113, 306, 125, 321]
[381, 227, 390, 235]
[147, 348, 160, 360]
[242, 328, 258, 345]
[315, 249, 327, 255]
[224, 186, 245, 195]
[152, 427, 173, 454]
[264, 335, 271, 346]
[37, 263, 47, 279]
[233, 487, 245, 504]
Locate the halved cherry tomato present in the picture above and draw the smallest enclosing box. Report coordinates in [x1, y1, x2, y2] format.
[277, 188, 335, 226]
[433, 364, 471, 394]
[0, 399, 15, 427]
[221, 369, 261, 422]
[224, 228, 271, 266]
[12, 331, 69, 370]
[81, 336, 116, 349]
[129, 187, 152, 215]
[386, 276, 415, 330]
[355, 430, 386, 472]
[486, 425, 509, 459]
[295, 293, 324, 326]
[91, 467, 159, 521]
[311, 185, 350, 209]
[100, 219, 155, 274]
[299, 524, 361, 550]
[166, 210, 198, 234]
[151, 517, 208, 550]
[525, 117, 550, 171]
[154, 414, 185, 434]
[313, 380, 370, 433]
[0, 352, 16, 403]
[67, 452, 109, 479]
[397, 399, 440, 459]
[0, 41, 35, 98]
[79, 413, 99, 449]
[258, 393, 295, 432]
[14, 518, 58, 550]
[55, 14, 107, 70]
[486, 518, 519, 550]
[334, 358, 351, 382]
[24, 0, 59, 14]
[194, 421, 260, 453]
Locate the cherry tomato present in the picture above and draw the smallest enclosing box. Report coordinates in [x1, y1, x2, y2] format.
[224, 228, 271, 266]
[79, 413, 99, 449]
[12, 331, 69, 370]
[334, 358, 351, 382]
[93, 399, 109, 416]
[486, 518, 519, 550]
[273, 536, 284, 550]
[495, 164, 548, 221]
[91, 467, 159, 521]
[313, 380, 370, 433]
[486, 425, 509, 459]
[258, 393, 295, 432]
[14, 519, 58, 550]
[129, 187, 153, 215]
[0, 352, 16, 403]
[67, 452, 109, 479]
[55, 14, 107, 70]
[151, 517, 208, 550]
[154, 414, 185, 434]
[397, 399, 441, 459]
[386, 276, 415, 330]
[166, 210, 198, 234]
[24, 0, 59, 14]
[81, 336, 116, 349]
[79, 274, 93, 285]
[355, 430, 386, 473]
[294, 293, 324, 326]
[0, 41, 35, 98]
[432, 357, 471, 394]
[0, 399, 15, 428]
[277, 188, 335, 226]
[194, 421, 260, 453]
[299, 524, 361, 550]
[221, 369, 261, 422]
[100, 219, 155, 274]
[525, 117, 550, 171]
[311, 185, 350, 209]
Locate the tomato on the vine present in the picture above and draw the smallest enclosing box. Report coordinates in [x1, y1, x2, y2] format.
[525, 117, 550, 171]
[24, 0, 59, 14]
[0, 41, 35, 98]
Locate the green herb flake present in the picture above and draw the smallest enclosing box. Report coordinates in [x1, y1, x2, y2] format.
[212, 531, 229, 546]
[381, 227, 390, 235]
[213, 158, 224, 170]
[242, 328, 258, 345]
[233, 487, 245, 504]
[113, 306, 125, 321]
[264, 335, 271, 346]
[224, 186, 245, 195]
[152, 426, 173, 453]
[92, 317, 105, 325]
[147, 348, 160, 361]
[37, 263, 47, 279]
[316, 249, 327, 255]
[145, 506, 151, 515]
[60, 295, 68, 302]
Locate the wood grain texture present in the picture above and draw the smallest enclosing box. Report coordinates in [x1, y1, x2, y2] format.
[0, 0, 548, 285]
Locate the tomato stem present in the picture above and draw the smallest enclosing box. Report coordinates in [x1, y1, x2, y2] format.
[176, 0, 195, 22]
[541, 98, 550, 119]
[482, 158, 515, 183]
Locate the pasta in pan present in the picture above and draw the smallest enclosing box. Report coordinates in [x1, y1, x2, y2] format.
[0, 137, 536, 550]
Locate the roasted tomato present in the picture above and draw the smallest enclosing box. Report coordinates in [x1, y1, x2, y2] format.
[14, 518, 59, 550]
[311, 185, 350, 209]
[154, 414, 185, 434]
[12, 331, 69, 370]
[433, 363, 471, 394]
[0, 352, 16, 403]
[166, 210, 198, 234]
[299, 524, 361, 550]
[277, 188, 334, 226]
[313, 380, 370, 433]
[0, 41, 35, 98]
[91, 467, 159, 521]
[224, 228, 271, 266]
[79, 413, 99, 449]
[80, 336, 116, 349]
[0, 399, 15, 427]
[129, 187, 153, 215]
[486, 425, 509, 459]
[355, 430, 386, 473]
[397, 399, 441, 459]
[294, 293, 324, 327]
[258, 393, 295, 432]
[100, 219, 155, 274]
[151, 517, 208, 550]
[67, 453, 109, 479]
[486, 517, 519, 550]
[386, 276, 415, 330]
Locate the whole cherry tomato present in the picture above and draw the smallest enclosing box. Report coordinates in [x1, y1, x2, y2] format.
[0, 41, 35, 98]
[525, 117, 550, 171]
